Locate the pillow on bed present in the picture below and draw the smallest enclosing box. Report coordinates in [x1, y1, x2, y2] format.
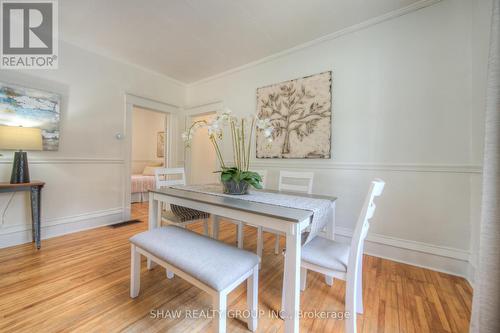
[148, 161, 164, 167]
[142, 166, 159, 176]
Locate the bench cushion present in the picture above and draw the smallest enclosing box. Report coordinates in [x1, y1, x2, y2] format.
[130, 226, 259, 291]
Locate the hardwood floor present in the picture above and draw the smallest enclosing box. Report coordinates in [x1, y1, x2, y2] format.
[0, 203, 472, 332]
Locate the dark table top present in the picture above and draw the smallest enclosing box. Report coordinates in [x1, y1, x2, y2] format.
[150, 186, 336, 223]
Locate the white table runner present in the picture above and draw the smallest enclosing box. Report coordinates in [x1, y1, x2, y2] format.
[172, 184, 333, 244]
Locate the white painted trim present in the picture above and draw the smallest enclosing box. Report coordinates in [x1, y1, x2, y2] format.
[0, 207, 124, 249]
[0, 157, 473, 173]
[123, 93, 180, 221]
[0, 207, 124, 234]
[334, 226, 470, 261]
[132, 159, 163, 163]
[59, 39, 187, 87]
[59, 1, 441, 86]
[0, 157, 124, 165]
[251, 161, 482, 174]
[183, 100, 224, 116]
[329, 227, 474, 284]
[125, 93, 181, 113]
[189, 0, 442, 86]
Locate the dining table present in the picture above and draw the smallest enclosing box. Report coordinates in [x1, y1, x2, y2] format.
[147, 185, 337, 333]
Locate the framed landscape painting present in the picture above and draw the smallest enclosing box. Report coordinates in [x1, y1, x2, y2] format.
[256, 71, 332, 159]
[0, 82, 61, 151]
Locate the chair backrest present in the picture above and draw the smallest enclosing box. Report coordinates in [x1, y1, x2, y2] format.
[349, 179, 385, 259]
[251, 169, 268, 189]
[154, 167, 186, 188]
[278, 171, 314, 194]
[346, 179, 385, 321]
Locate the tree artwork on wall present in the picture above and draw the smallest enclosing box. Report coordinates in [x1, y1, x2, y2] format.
[256, 71, 332, 159]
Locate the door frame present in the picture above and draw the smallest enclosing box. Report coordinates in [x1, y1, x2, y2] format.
[123, 93, 181, 220]
[183, 101, 223, 184]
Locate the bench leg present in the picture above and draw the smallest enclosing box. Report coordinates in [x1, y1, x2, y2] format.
[214, 292, 227, 333]
[237, 222, 244, 249]
[130, 244, 141, 298]
[247, 266, 259, 332]
[256, 227, 263, 269]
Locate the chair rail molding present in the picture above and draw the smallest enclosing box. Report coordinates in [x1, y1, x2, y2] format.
[0, 157, 124, 165]
[251, 160, 482, 174]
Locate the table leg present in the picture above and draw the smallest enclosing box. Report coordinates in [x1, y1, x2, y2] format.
[283, 222, 302, 333]
[147, 193, 159, 270]
[157, 202, 163, 226]
[212, 215, 220, 239]
[237, 222, 244, 249]
[30, 186, 42, 249]
[325, 201, 336, 286]
[257, 226, 263, 268]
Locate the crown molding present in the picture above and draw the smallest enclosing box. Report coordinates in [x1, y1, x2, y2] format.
[59, 40, 187, 88]
[60, 0, 442, 86]
[189, 0, 442, 86]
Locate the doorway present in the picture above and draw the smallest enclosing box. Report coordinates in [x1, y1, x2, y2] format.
[130, 107, 167, 203]
[123, 94, 180, 220]
[131, 107, 167, 173]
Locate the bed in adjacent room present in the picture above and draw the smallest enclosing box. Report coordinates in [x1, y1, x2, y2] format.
[131, 174, 156, 203]
[131, 164, 163, 203]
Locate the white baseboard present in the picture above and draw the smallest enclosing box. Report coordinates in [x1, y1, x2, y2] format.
[0, 207, 124, 249]
[330, 227, 474, 285]
[0, 207, 475, 286]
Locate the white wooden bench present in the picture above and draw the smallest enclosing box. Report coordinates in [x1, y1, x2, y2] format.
[130, 226, 260, 333]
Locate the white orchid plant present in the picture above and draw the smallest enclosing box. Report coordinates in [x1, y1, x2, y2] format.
[182, 109, 274, 190]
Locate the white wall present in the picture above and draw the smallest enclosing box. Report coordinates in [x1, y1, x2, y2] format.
[186, 0, 492, 280]
[187, 113, 218, 184]
[0, 0, 492, 283]
[131, 107, 166, 174]
[468, 0, 494, 283]
[0, 41, 185, 248]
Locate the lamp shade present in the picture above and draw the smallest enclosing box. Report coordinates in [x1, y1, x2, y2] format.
[0, 126, 43, 151]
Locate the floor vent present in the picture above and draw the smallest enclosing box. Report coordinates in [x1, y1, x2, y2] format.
[109, 219, 142, 228]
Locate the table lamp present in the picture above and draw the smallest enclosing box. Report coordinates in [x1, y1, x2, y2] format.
[0, 125, 43, 184]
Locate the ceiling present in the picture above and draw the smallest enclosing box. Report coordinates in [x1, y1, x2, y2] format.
[60, 0, 422, 83]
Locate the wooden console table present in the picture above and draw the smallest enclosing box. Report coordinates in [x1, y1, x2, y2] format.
[0, 181, 45, 249]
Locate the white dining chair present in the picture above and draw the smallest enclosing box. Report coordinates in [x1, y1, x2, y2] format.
[257, 171, 314, 258]
[282, 179, 385, 333]
[154, 167, 212, 278]
[154, 167, 210, 235]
